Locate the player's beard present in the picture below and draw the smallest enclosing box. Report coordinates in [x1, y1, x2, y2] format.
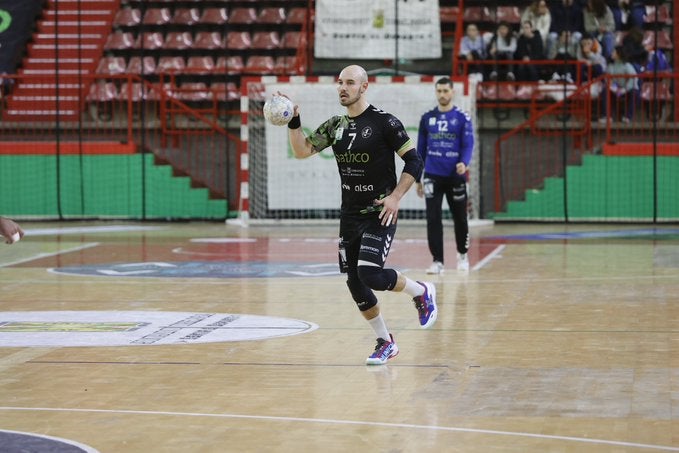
[339, 90, 361, 107]
[438, 95, 453, 109]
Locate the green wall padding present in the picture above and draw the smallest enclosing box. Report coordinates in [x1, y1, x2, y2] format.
[493, 155, 679, 221]
[0, 154, 228, 219]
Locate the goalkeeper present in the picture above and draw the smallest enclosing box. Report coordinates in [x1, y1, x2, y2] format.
[282, 64, 437, 366]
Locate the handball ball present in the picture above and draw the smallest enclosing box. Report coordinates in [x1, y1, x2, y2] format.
[263, 95, 294, 126]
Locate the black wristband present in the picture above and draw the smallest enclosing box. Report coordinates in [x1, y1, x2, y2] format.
[287, 115, 301, 129]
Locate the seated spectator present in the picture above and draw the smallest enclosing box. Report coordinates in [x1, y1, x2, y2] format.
[521, 0, 551, 52]
[617, 0, 646, 31]
[459, 23, 487, 79]
[577, 33, 607, 82]
[547, 0, 584, 57]
[514, 21, 544, 82]
[621, 26, 646, 71]
[487, 21, 517, 81]
[599, 45, 639, 123]
[547, 30, 579, 82]
[583, 0, 616, 59]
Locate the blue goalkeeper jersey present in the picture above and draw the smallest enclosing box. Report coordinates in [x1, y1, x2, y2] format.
[417, 106, 474, 179]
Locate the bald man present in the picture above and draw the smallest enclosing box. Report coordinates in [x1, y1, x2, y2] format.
[284, 65, 437, 365]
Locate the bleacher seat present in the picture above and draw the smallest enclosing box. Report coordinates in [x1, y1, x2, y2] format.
[155, 56, 186, 74]
[135, 32, 164, 50]
[440, 7, 459, 24]
[127, 56, 157, 75]
[463, 7, 484, 23]
[113, 8, 141, 28]
[172, 8, 201, 26]
[275, 56, 303, 74]
[194, 32, 223, 50]
[186, 56, 215, 75]
[644, 4, 671, 24]
[643, 30, 673, 50]
[163, 32, 194, 50]
[96, 56, 127, 75]
[211, 82, 239, 102]
[281, 31, 304, 49]
[175, 82, 212, 102]
[257, 7, 286, 24]
[228, 7, 257, 25]
[251, 31, 281, 50]
[104, 31, 135, 50]
[495, 6, 521, 24]
[225, 31, 252, 50]
[118, 82, 145, 102]
[87, 82, 118, 102]
[200, 8, 228, 25]
[142, 8, 172, 26]
[641, 81, 673, 101]
[244, 56, 275, 74]
[216, 56, 244, 75]
[286, 7, 307, 25]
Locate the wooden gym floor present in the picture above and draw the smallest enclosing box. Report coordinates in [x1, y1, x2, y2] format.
[0, 220, 678, 452]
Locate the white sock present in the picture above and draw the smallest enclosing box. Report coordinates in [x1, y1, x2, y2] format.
[368, 314, 390, 341]
[402, 278, 424, 298]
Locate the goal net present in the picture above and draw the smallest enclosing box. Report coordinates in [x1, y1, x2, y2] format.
[240, 75, 479, 223]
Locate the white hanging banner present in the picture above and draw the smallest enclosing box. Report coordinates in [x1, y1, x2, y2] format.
[314, 0, 442, 59]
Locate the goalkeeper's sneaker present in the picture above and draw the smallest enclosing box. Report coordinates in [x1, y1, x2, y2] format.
[457, 253, 470, 272]
[366, 334, 399, 365]
[426, 261, 444, 274]
[413, 281, 437, 329]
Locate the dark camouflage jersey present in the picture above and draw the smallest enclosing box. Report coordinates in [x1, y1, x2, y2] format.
[307, 105, 415, 216]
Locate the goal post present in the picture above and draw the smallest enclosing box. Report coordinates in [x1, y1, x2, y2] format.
[237, 75, 479, 224]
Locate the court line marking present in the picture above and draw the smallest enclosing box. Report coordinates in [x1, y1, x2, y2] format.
[473, 244, 505, 271]
[0, 406, 677, 451]
[0, 243, 100, 268]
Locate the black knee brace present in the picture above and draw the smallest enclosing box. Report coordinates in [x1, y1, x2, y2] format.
[357, 265, 397, 291]
[346, 276, 378, 311]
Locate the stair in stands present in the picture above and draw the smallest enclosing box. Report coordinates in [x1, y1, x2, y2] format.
[3, 0, 119, 122]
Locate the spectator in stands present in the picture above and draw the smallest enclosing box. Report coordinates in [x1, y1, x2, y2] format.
[514, 20, 544, 82]
[576, 32, 607, 82]
[547, 0, 584, 59]
[621, 26, 646, 70]
[547, 30, 579, 82]
[521, 0, 551, 51]
[487, 21, 517, 81]
[0, 217, 24, 244]
[583, 0, 616, 59]
[599, 45, 639, 123]
[616, 0, 646, 30]
[459, 23, 487, 80]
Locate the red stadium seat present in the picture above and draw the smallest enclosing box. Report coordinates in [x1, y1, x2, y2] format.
[194, 32, 224, 50]
[257, 7, 286, 24]
[186, 56, 215, 75]
[126, 56, 157, 75]
[244, 56, 275, 74]
[163, 32, 194, 50]
[228, 7, 257, 25]
[211, 82, 239, 102]
[440, 7, 459, 24]
[281, 31, 305, 49]
[155, 56, 186, 74]
[640, 81, 673, 101]
[225, 31, 252, 50]
[113, 8, 141, 27]
[172, 8, 201, 26]
[118, 82, 146, 102]
[286, 7, 307, 25]
[643, 30, 673, 50]
[135, 32, 164, 50]
[175, 83, 212, 102]
[496, 6, 521, 24]
[143, 8, 172, 26]
[200, 8, 228, 25]
[275, 56, 304, 74]
[96, 56, 127, 75]
[644, 5, 671, 24]
[87, 82, 118, 102]
[104, 31, 135, 50]
[251, 31, 281, 50]
[216, 56, 244, 75]
[463, 7, 483, 23]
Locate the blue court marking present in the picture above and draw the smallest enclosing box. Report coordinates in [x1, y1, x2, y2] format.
[49, 261, 340, 279]
[489, 228, 679, 241]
